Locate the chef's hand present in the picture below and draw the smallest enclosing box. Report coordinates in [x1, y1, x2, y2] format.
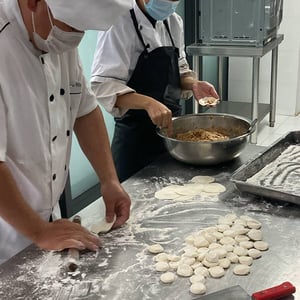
[101, 180, 131, 228]
[145, 99, 173, 135]
[192, 80, 219, 105]
[33, 219, 101, 252]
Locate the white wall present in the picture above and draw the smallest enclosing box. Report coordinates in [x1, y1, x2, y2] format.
[228, 0, 300, 116]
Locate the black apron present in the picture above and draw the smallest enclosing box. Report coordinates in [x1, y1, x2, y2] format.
[111, 9, 181, 182]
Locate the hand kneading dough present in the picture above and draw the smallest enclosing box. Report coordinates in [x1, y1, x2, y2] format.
[148, 244, 164, 254]
[233, 264, 251, 275]
[190, 282, 206, 295]
[177, 264, 193, 277]
[160, 272, 176, 283]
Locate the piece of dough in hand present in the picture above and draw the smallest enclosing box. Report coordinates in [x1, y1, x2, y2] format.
[90, 215, 116, 234]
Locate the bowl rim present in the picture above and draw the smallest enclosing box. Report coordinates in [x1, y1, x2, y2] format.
[156, 113, 253, 144]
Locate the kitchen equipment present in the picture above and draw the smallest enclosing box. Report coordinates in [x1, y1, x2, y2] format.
[157, 113, 256, 165]
[232, 131, 300, 205]
[66, 215, 81, 272]
[198, 282, 295, 300]
[199, 0, 283, 47]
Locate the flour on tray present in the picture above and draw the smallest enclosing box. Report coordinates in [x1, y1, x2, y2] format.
[247, 145, 300, 196]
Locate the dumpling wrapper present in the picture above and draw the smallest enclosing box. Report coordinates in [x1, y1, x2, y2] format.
[198, 97, 219, 106]
[90, 215, 116, 234]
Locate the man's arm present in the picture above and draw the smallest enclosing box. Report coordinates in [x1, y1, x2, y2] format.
[0, 162, 100, 251]
[73, 107, 131, 228]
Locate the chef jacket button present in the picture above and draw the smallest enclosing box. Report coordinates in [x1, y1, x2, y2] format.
[52, 174, 56, 181]
[52, 136, 57, 142]
[49, 94, 54, 102]
[66, 130, 70, 136]
[40, 57, 45, 64]
[60, 88, 65, 95]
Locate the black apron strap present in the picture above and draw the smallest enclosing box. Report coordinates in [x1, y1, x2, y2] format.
[130, 9, 149, 51]
[163, 19, 176, 48]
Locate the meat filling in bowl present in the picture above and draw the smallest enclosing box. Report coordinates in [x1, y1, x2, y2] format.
[176, 128, 230, 142]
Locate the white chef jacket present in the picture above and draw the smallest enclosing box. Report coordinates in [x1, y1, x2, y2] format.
[90, 0, 196, 118]
[0, 0, 97, 264]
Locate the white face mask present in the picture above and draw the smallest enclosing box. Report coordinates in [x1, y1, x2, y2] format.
[32, 7, 84, 54]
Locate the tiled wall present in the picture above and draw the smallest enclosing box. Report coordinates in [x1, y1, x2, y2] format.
[228, 0, 300, 116]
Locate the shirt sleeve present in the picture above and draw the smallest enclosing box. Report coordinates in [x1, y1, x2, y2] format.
[74, 51, 98, 118]
[90, 27, 136, 117]
[171, 14, 197, 100]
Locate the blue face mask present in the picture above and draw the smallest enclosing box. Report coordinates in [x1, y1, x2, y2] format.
[144, 0, 179, 21]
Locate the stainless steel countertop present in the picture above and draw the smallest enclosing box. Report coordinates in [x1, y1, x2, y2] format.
[0, 144, 299, 300]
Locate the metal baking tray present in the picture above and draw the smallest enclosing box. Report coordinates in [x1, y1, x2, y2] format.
[231, 131, 300, 205]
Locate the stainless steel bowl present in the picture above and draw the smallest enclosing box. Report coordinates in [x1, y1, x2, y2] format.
[157, 113, 256, 165]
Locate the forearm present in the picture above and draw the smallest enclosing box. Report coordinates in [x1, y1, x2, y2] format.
[74, 107, 119, 184]
[0, 162, 47, 242]
[180, 75, 197, 91]
[116, 92, 155, 111]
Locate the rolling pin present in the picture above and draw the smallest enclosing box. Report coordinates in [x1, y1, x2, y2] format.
[66, 215, 81, 272]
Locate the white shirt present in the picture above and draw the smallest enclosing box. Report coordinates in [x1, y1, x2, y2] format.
[0, 0, 97, 263]
[90, 0, 195, 118]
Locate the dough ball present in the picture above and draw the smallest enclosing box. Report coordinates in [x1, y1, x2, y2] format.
[227, 252, 239, 263]
[191, 261, 203, 270]
[190, 282, 206, 295]
[216, 224, 231, 232]
[220, 236, 236, 245]
[235, 235, 250, 243]
[233, 246, 248, 256]
[223, 229, 237, 238]
[248, 248, 262, 259]
[183, 248, 199, 258]
[233, 264, 251, 275]
[180, 257, 196, 266]
[155, 261, 169, 272]
[202, 259, 218, 268]
[247, 229, 263, 241]
[177, 264, 193, 277]
[154, 253, 169, 262]
[239, 241, 254, 249]
[190, 274, 206, 284]
[214, 247, 227, 259]
[167, 254, 181, 262]
[218, 258, 231, 269]
[209, 266, 225, 278]
[212, 231, 224, 240]
[194, 266, 209, 277]
[223, 244, 234, 252]
[231, 224, 249, 235]
[203, 232, 217, 243]
[160, 272, 176, 283]
[254, 241, 269, 251]
[209, 242, 222, 250]
[169, 261, 180, 270]
[148, 244, 164, 254]
[246, 219, 262, 229]
[194, 236, 209, 248]
[205, 250, 219, 263]
[238, 256, 253, 266]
